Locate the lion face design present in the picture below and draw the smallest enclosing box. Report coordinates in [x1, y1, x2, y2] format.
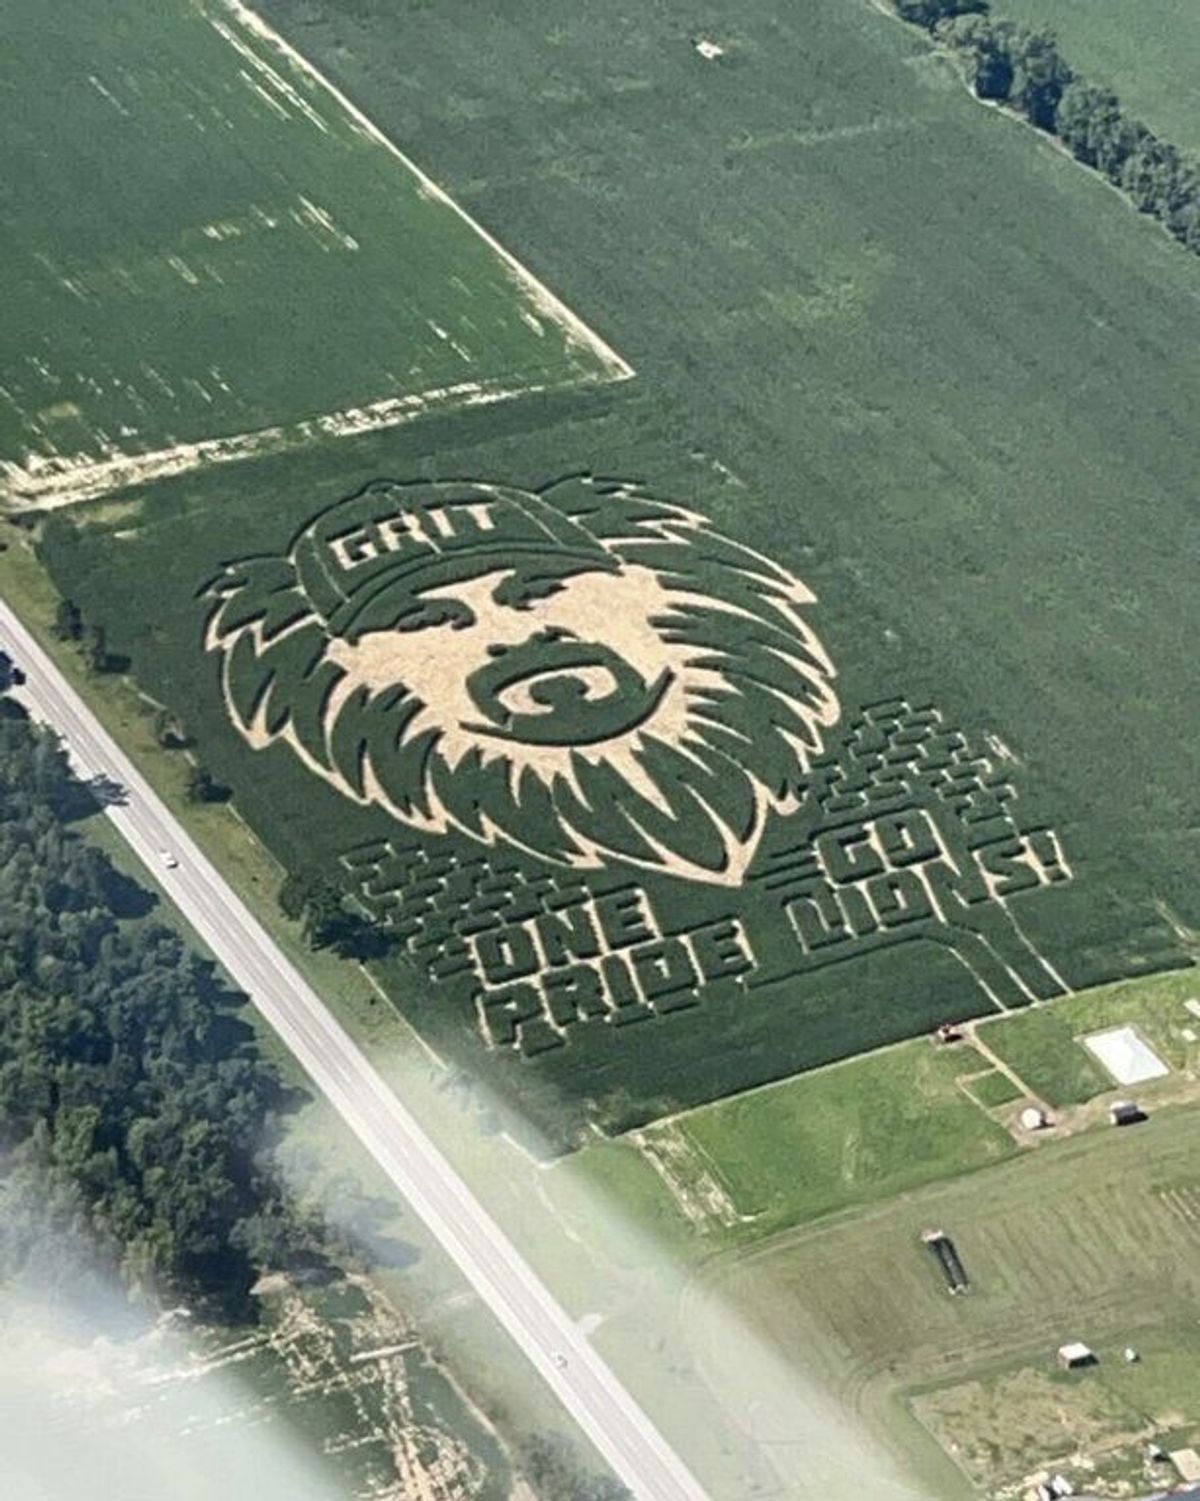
[203, 475, 840, 885]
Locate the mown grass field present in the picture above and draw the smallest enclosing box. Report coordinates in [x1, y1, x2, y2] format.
[28, 0, 1200, 1140]
[702, 1108, 1200, 1497]
[676, 1040, 1015, 1235]
[963, 1068, 1023, 1108]
[583, 968, 1200, 1251]
[998, 0, 1200, 155]
[0, 0, 618, 502]
[980, 968, 1200, 1107]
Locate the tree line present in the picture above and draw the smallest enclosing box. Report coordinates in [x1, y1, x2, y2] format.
[893, 0, 1200, 256]
[0, 691, 335, 1318]
[0, 686, 629, 1496]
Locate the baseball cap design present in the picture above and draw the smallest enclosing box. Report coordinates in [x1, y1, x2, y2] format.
[294, 482, 620, 640]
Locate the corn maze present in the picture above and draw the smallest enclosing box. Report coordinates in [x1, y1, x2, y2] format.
[198, 474, 1079, 1093]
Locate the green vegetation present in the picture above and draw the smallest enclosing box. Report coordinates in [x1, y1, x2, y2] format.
[0, 694, 334, 1316]
[707, 1109, 1200, 1496]
[1, 0, 615, 500]
[980, 1007, 1110, 1105]
[890, 0, 1200, 256]
[962, 1067, 1023, 1108]
[675, 1040, 1013, 1233]
[998, 0, 1200, 155]
[0, 683, 629, 1498]
[278, 868, 389, 958]
[981, 969, 1200, 1106]
[31, 0, 1200, 1141]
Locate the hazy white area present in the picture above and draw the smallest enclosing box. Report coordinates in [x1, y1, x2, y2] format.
[1083, 1025, 1169, 1085]
[0, 1287, 345, 1501]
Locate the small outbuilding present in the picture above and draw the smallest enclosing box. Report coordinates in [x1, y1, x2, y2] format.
[1057, 1341, 1097, 1370]
[1171, 1448, 1200, 1484]
[1109, 1100, 1146, 1127]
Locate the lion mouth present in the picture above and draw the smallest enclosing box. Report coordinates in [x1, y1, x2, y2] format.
[463, 634, 673, 748]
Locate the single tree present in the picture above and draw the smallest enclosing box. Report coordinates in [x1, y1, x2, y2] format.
[52, 598, 83, 642]
[185, 764, 227, 803]
[153, 708, 188, 749]
[82, 624, 109, 674]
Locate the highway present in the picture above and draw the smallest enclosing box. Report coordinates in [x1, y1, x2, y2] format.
[0, 598, 710, 1501]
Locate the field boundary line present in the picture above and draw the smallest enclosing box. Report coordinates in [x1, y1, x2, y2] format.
[965, 1022, 1041, 1106]
[2, 374, 575, 510]
[219, 0, 634, 382]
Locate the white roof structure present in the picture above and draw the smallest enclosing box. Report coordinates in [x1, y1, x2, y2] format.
[1084, 1025, 1169, 1085]
[1171, 1450, 1200, 1484]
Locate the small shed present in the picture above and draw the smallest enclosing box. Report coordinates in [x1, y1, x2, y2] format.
[1109, 1100, 1145, 1127]
[1057, 1341, 1097, 1370]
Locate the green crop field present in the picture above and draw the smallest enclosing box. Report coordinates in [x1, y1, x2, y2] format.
[999, 0, 1200, 155]
[702, 1106, 1200, 1496]
[27, 0, 1200, 1146]
[0, 0, 623, 506]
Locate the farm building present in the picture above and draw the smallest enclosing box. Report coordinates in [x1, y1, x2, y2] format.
[1110, 1101, 1147, 1126]
[1057, 1342, 1097, 1369]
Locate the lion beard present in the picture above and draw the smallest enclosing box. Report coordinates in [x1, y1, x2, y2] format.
[204, 488, 840, 885]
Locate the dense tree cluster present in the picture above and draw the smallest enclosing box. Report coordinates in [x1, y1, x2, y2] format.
[0, 698, 313, 1317]
[892, 0, 1200, 255]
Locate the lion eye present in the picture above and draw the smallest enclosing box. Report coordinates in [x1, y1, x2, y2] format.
[492, 575, 564, 610]
[399, 599, 475, 632]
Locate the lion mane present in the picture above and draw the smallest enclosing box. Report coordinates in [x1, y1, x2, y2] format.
[202, 475, 840, 885]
